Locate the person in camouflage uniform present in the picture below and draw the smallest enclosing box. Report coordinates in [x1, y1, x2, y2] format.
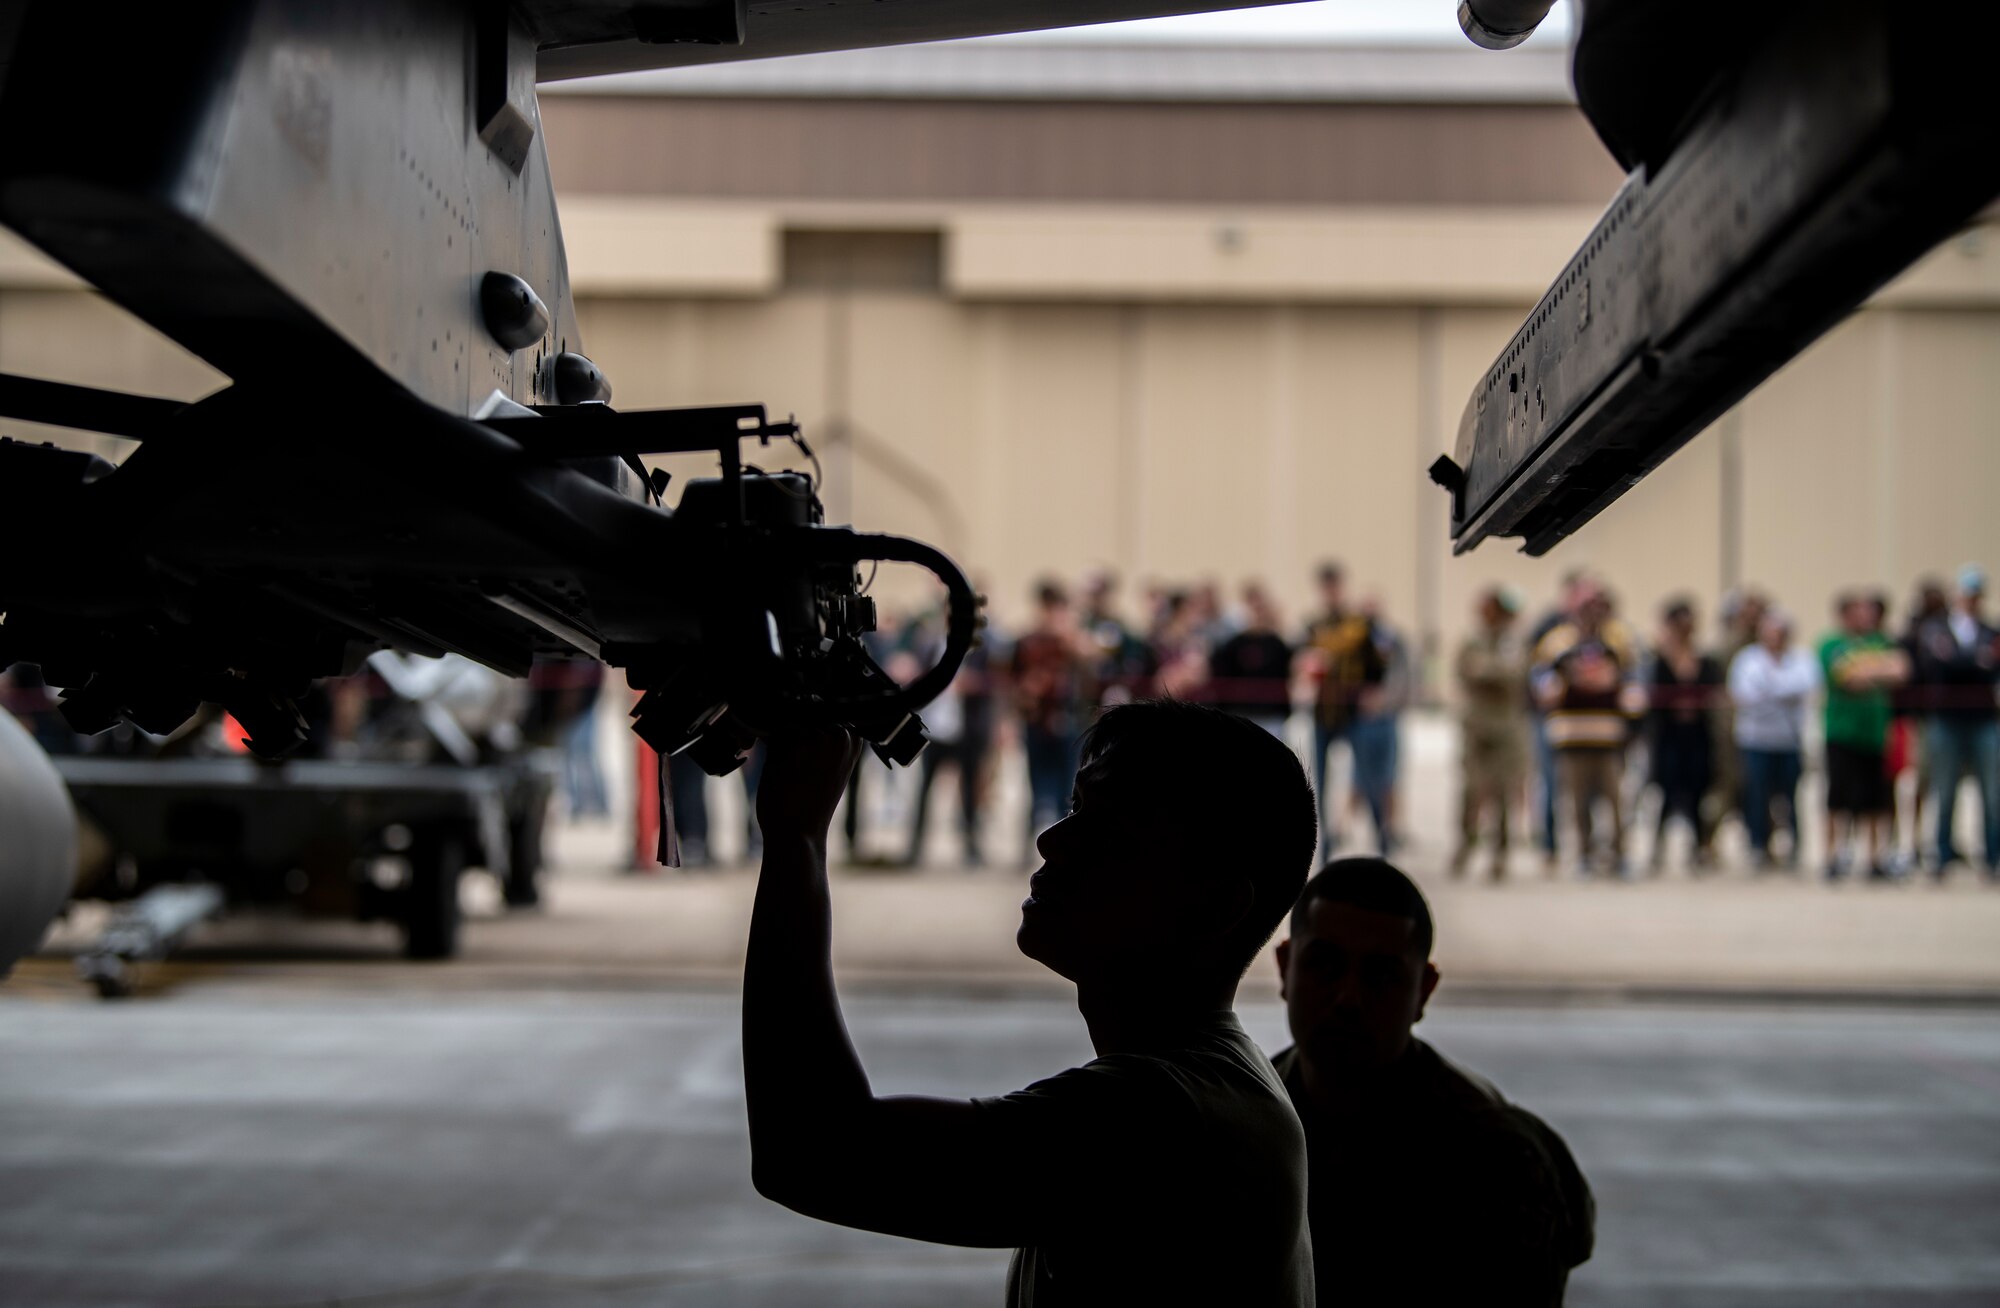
[1705, 587, 1768, 846]
[1453, 588, 1530, 879]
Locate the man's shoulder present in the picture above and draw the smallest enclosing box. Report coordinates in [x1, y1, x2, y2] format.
[1414, 1043, 1597, 1268]
[1416, 1043, 1585, 1187]
[1407, 1040, 1507, 1114]
[1147, 1022, 1294, 1107]
[1412, 1043, 1557, 1145]
[990, 1051, 1195, 1107]
[990, 1026, 1287, 1123]
[1277, 1040, 1580, 1179]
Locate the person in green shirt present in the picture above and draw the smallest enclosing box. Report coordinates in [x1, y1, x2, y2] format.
[1818, 592, 1909, 879]
[744, 699, 1317, 1306]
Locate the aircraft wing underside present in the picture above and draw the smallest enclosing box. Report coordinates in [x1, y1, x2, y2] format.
[527, 0, 1318, 82]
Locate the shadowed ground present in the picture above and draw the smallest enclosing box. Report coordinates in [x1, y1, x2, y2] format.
[2, 981, 1996, 1308]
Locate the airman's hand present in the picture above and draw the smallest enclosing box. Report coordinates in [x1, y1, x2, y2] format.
[756, 726, 864, 846]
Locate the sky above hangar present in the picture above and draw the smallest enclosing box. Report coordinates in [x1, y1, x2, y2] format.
[1008, 0, 1575, 45]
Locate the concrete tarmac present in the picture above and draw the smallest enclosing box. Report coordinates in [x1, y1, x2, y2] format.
[508, 857, 2000, 997]
[34, 829, 2000, 1001]
[32, 707, 2000, 1000]
[3, 981, 1997, 1308]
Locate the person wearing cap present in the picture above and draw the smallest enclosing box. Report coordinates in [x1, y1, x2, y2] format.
[1270, 858, 1594, 1305]
[1910, 565, 2000, 876]
[1728, 609, 1819, 869]
[1452, 587, 1530, 878]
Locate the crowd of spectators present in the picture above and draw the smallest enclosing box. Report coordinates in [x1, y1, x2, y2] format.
[1456, 565, 2000, 882]
[841, 563, 1417, 869]
[841, 559, 1999, 884]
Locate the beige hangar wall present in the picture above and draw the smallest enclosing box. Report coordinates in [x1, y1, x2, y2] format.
[566, 207, 2000, 693]
[3, 201, 1996, 702]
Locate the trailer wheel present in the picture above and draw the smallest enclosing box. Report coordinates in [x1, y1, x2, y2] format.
[79, 954, 135, 1000]
[401, 831, 465, 960]
[501, 805, 544, 910]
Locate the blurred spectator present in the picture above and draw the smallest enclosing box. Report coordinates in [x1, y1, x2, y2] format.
[1139, 581, 1169, 640]
[1011, 579, 1089, 864]
[1081, 570, 1157, 709]
[1728, 611, 1818, 869]
[1818, 592, 1908, 880]
[1206, 583, 1295, 737]
[1707, 587, 1769, 848]
[740, 742, 766, 865]
[1533, 584, 1642, 876]
[1717, 588, 1772, 664]
[1149, 590, 1212, 700]
[1452, 587, 1530, 878]
[1190, 579, 1236, 650]
[1896, 578, 1951, 863]
[1302, 562, 1389, 851]
[1910, 565, 2000, 876]
[668, 753, 712, 868]
[840, 613, 903, 860]
[528, 658, 608, 818]
[1349, 597, 1409, 856]
[1528, 571, 1593, 867]
[965, 599, 1008, 853]
[1647, 598, 1723, 873]
[902, 610, 997, 867]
